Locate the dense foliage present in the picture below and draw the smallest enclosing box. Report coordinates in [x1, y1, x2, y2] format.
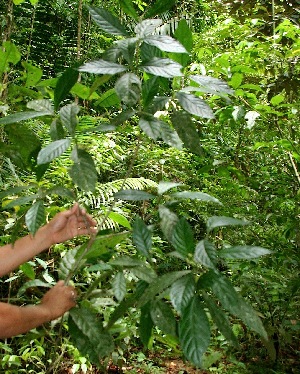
[0, 0, 299, 373]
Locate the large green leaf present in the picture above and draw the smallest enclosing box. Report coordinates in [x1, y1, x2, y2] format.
[171, 217, 195, 258]
[69, 307, 114, 365]
[150, 299, 177, 336]
[157, 181, 182, 195]
[133, 216, 152, 257]
[170, 111, 203, 155]
[176, 91, 214, 119]
[159, 121, 183, 150]
[96, 89, 120, 108]
[135, 19, 163, 38]
[17, 280, 51, 297]
[87, 6, 129, 36]
[190, 75, 234, 96]
[145, 0, 176, 18]
[194, 240, 217, 270]
[142, 76, 160, 108]
[179, 296, 210, 368]
[144, 35, 187, 53]
[104, 38, 138, 64]
[23, 62, 43, 87]
[69, 148, 97, 191]
[174, 19, 193, 53]
[79, 59, 127, 75]
[141, 57, 183, 78]
[2, 194, 40, 210]
[130, 266, 157, 284]
[25, 200, 45, 235]
[27, 99, 54, 114]
[59, 103, 80, 137]
[159, 205, 179, 243]
[0, 111, 52, 125]
[171, 191, 221, 205]
[119, 0, 139, 20]
[112, 271, 126, 302]
[110, 256, 147, 268]
[115, 73, 141, 106]
[219, 245, 272, 259]
[114, 189, 155, 201]
[0, 41, 21, 75]
[37, 138, 71, 165]
[59, 247, 84, 279]
[206, 216, 250, 232]
[139, 302, 154, 348]
[170, 274, 196, 314]
[54, 66, 80, 110]
[0, 184, 37, 199]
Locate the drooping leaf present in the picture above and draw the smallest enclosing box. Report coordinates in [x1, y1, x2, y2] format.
[69, 148, 97, 192]
[172, 217, 195, 257]
[174, 19, 193, 53]
[171, 191, 221, 205]
[108, 211, 131, 229]
[190, 75, 234, 96]
[25, 200, 45, 235]
[179, 296, 210, 368]
[170, 111, 203, 155]
[135, 19, 163, 38]
[79, 59, 127, 75]
[206, 216, 250, 232]
[150, 299, 177, 336]
[145, 0, 176, 18]
[119, 0, 139, 20]
[0, 111, 52, 125]
[133, 216, 152, 257]
[17, 280, 51, 297]
[143, 35, 187, 53]
[37, 138, 71, 165]
[27, 99, 54, 114]
[176, 91, 214, 119]
[139, 302, 154, 348]
[115, 73, 141, 106]
[141, 57, 183, 78]
[170, 274, 196, 314]
[54, 66, 80, 110]
[59, 103, 80, 137]
[114, 189, 155, 201]
[87, 6, 129, 36]
[219, 245, 272, 259]
[194, 240, 217, 270]
[2, 194, 40, 210]
[112, 271, 126, 301]
[159, 205, 179, 243]
[159, 121, 183, 150]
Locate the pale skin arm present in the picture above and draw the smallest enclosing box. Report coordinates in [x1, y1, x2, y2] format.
[0, 203, 97, 339]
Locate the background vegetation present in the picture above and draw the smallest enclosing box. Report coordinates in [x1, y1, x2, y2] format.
[0, 0, 299, 373]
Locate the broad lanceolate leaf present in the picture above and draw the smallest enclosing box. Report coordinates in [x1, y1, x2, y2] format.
[157, 181, 182, 195]
[115, 73, 141, 106]
[144, 35, 187, 53]
[37, 138, 71, 165]
[104, 38, 137, 65]
[135, 19, 163, 38]
[170, 274, 196, 314]
[194, 240, 217, 270]
[25, 200, 45, 235]
[0, 111, 52, 125]
[170, 111, 203, 155]
[176, 91, 214, 119]
[114, 189, 155, 201]
[96, 89, 120, 107]
[199, 271, 268, 340]
[112, 271, 126, 302]
[59, 103, 80, 137]
[179, 296, 211, 368]
[79, 59, 127, 75]
[54, 66, 80, 110]
[69, 307, 114, 365]
[206, 216, 250, 232]
[171, 217, 195, 258]
[133, 216, 152, 257]
[69, 148, 97, 191]
[171, 191, 222, 205]
[150, 299, 177, 336]
[2, 194, 40, 210]
[219, 245, 272, 259]
[130, 266, 157, 284]
[87, 6, 129, 36]
[139, 302, 154, 348]
[59, 247, 83, 279]
[119, 0, 139, 20]
[145, 0, 176, 18]
[203, 292, 238, 347]
[27, 99, 54, 114]
[190, 75, 234, 96]
[159, 205, 179, 243]
[141, 57, 183, 78]
[17, 280, 52, 297]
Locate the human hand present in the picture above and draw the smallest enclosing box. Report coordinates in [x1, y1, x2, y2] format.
[41, 280, 77, 320]
[46, 203, 97, 245]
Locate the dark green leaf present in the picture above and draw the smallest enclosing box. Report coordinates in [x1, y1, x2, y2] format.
[0, 111, 52, 125]
[115, 73, 141, 106]
[174, 19, 193, 53]
[150, 299, 177, 336]
[135, 19, 163, 38]
[59, 103, 80, 137]
[144, 35, 187, 53]
[69, 148, 97, 191]
[133, 216, 152, 257]
[119, 0, 139, 20]
[104, 38, 137, 64]
[114, 189, 155, 201]
[139, 302, 154, 348]
[27, 99, 54, 114]
[172, 217, 195, 257]
[159, 205, 179, 243]
[145, 0, 176, 18]
[59, 247, 83, 279]
[37, 138, 71, 165]
[47, 186, 75, 199]
[0, 184, 36, 199]
[142, 76, 160, 108]
[176, 91, 214, 119]
[109, 256, 145, 267]
[141, 57, 183, 78]
[170, 274, 196, 314]
[179, 296, 210, 368]
[159, 121, 183, 150]
[139, 114, 163, 140]
[50, 118, 65, 141]
[207, 216, 250, 232]
[140, 42, 163, 62]
[171, 191, 221, 205]
[194, 240, 217, 270]
[79, 59, 127, 75]
[157, 181, 182, 195]
[190, 75, 234, 96]
[3, 194, 40, 210]
[130, 266, 157, 284]
[96, 89, 121, 108]
[170, 111, 203, 155]
[17, 280, 51, 297]
[219, 245, 272, 259]
[87, 6, 129, 36]
[25, 200, 45, 235]
[54, 66, 80, 110]
[110, 110, 135, 126]
[112, 271, 126, 301]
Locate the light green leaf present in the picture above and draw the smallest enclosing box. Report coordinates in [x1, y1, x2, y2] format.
[219, 245, 272, 259]
[157, 181, 182, 195]
[25, 200, 45, 235]
[114, 189, 155, 201]
[0, 111, 52, 125]
[179, 297, 210, 368]
[194, 240, 217, 270]
[59, 103, 80, 136]
[172, 217, 195, 258]
[108, 211, 131, 229]
[37, 138, 71, 165]
[115, 73, 141, 106]
[0, 184, 37, 199]
[87, 6, 129, 36]
[69, 148, 97, 191]
[150, 299, 177, 336]
[19, 262, 35, 280]
[139, 115, 163, 140]
[144, 35, 187, 53]
[112, 271, 126, 301]
[96, 89, 120, 108]
[141, 57, 183, 78]
[190, 75, 234, 96]
[171, 191, 221, 205]
[174, 19, 193, 53]
[135, 19, 163, 38]
[170, 274, 196, 314]
[133, 216, 152, 257]
[270, 94, 285, 106]
[27, 99, 54, 114]
[207, 216, 250, 232]
[79, 59, 127, 75]
[22, 62, 43, 87]
[3, 194, 40, 210]
[176, 91, 214, 119]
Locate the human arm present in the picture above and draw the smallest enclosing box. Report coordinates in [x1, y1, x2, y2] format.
[0, 203, 97, 277]
[0, 281, 76, 339]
